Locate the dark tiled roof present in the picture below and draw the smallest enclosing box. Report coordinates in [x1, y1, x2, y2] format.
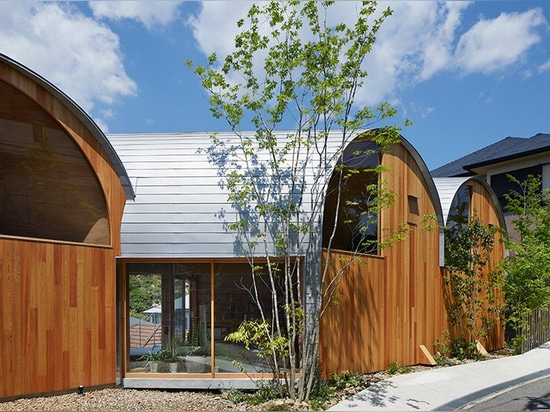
[431, 133, 550, 177]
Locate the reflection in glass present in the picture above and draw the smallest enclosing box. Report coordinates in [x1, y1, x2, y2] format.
[127, 263, 212, 374]
[214, 263, 273, 374]
[0, 80, 109, 244]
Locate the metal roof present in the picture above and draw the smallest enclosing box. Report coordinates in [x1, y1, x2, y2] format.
[433, 176, 506, 228]
[108, 131, 340, 258]
[108, 131, 443, 259]
[0, 53, 134, 199]
[431, 134, 550, 178]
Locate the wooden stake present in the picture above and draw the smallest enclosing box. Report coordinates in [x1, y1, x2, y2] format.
[476, 340, 489, 355]
[419, 344, 437, 365]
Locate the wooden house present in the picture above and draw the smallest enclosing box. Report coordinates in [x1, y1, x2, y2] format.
[109, 131, 506, 388]
[0, 53, 507, 398]
[0, 54, 133, 399]
[319, 141, 506, 376]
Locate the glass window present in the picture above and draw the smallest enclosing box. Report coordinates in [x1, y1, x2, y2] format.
[126, 261, 278, 376]
[322, 139, 379, 254]
[444, 185, 471, 266]
[0, 80, 109, 244]
[447, 185, 470, 231]
[490, 165, 542, 211]
[213, 262, 274, 374]
[127, 262, 212, 374]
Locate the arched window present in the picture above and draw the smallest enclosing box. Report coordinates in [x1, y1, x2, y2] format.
[0, 80, 109, 244]
[322, 139, 379, 254]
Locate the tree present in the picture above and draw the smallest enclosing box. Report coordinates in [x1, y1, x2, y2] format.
[443, 212, 504, 358]
[502, 175, 550, 353]
[187, 1, 407, 401]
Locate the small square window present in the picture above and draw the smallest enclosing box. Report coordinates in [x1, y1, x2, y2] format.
[408, 194, 419, 225]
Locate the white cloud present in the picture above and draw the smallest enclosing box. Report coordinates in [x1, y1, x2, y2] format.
[359, 1, 472, 105]
[0, 2, 136, 128]
[454, 8, 545, 74]
[188, 1, 547, 111]
[89, 0, 183, 30]
[538, 59, 550, 73]
[187, 2, 250, 58]
[187, 2, 472, 108]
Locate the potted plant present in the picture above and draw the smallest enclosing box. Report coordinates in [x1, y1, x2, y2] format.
[139, 349, 164, 373]
[162, 340, 181, 373]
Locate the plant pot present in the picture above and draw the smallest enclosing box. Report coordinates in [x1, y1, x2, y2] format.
[149, 362, 158, 373]
[168, 362, 178, 373]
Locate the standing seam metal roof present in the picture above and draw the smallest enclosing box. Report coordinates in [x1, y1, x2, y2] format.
[108, 131, 444, 259]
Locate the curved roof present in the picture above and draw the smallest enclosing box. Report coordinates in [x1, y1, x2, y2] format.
[108, 131, 444, 259]
[108, 131, 339, 258]
[433, 177, 506, 229]
[0, 53, 134, 199]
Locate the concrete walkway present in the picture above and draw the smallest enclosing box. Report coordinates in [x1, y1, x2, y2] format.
[329, 342, 550, 411]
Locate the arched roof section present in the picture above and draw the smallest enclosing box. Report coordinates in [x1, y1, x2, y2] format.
[433, 177, 506, 229]
[0, 53, 134, 200]
[109, 131, 342, 258]
[110, 130, 443, 260]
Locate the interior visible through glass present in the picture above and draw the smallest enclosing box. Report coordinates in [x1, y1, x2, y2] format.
[127, 261, 274, 375]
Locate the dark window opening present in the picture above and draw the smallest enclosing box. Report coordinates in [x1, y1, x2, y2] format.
[0, 80, 109, 244]
[491, 165, 542, 211]
[322, 140, 379, 254]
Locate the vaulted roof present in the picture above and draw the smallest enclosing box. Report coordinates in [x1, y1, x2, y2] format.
[433, 177, 505, 228]
[107, 131, 441, 259]
[431, 133, 550, 177]
[0, 53, 134, 199]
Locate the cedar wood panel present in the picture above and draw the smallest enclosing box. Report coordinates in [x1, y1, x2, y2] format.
[320, 143, 505, 377]
[0, 63, 127, 398]
[440, 181, 506, 350]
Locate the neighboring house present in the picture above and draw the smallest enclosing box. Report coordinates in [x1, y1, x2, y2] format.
[0, 53, 133, 399]
[431, 133, 550, 210]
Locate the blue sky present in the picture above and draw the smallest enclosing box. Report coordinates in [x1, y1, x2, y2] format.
[1, 1, 549, 170]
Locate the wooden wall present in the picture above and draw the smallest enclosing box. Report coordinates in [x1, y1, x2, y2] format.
[319, 143, 505, 377]
[0, 239, 117, 398]
[0, 60, 127, 399]
[442, 180, 506, 350]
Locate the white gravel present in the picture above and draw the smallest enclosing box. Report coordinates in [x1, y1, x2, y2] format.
[0, 388, 241, 411]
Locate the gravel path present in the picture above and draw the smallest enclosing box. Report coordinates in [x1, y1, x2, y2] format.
[0, 388, 242, 411]
[0, 350, 513, 411]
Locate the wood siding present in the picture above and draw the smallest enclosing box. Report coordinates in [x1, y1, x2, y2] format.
[320, 143, 505, 377]
[441, 180, 506, 350]
[0, 59, 127, 399]
[0, 239, 117, 398]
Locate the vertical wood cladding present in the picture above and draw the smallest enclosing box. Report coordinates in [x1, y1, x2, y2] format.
[320, 143, 505, 377]
[0, 60, 126, 398]
[0, 240, 117, 398]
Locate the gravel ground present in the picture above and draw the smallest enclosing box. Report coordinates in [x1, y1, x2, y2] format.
[0, 387, 323, 411]
[0, 388, 246, 411]
[0, 349, 514, 411]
